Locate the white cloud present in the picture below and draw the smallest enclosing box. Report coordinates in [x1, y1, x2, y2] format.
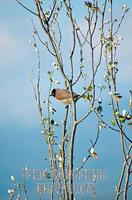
[0, 21, 32, 73]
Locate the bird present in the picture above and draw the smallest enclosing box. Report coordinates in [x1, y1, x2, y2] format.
[50, 88, 80, 105]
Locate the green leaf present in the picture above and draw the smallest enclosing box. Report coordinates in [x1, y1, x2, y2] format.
[48, 131, 54, 136]
[80, 63, 84, 68]
[43, 117, 48, 124]
[114, 111, 119, 117]
[113, 92, 122, 98]
[45, 138, 49, 144]
[105, 43, 110, 49]
[114, 61, 118, 65]
[85, 1, 92, 8]
[47, 71, 52, 75]
[111, 119, 116, 126]
[51, 119, 54, 125]
[108, 61, 113, 66]
[83, 94, 89, 101]
[118, 117, 125, 123]
[97, 105, 103, 114]
[88, 84, 93, 92]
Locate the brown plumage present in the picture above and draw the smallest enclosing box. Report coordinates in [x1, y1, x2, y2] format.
[50, 88, 80, 105]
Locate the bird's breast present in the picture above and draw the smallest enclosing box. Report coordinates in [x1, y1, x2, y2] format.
[57, 98, 72, 105]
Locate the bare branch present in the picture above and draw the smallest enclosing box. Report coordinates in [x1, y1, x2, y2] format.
[16, 0, 38, 16]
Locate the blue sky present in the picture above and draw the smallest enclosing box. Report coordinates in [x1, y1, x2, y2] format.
[0, 0, 132, 199]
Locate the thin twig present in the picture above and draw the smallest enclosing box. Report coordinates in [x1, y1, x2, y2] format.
[16, 0, 38, 16]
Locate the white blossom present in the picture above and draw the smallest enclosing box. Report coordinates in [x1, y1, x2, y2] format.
[52, 63, 59, 70]
[109, 8, 112, 13]
[24, 166, 28, 171]
[35, 48, 38, 52]
[11, 176, 15, 182]
[8, 189, 11, 194]
[104, 20, 110, 24]
[109, 91, 113, 96]
[82, 157, 87, 163]
[90, 147, 94, 154]
[122, 4, 128, 11]
[122, 110, 127, 117]
[54, 80, 60, 84]
[7, 189, 14, 194]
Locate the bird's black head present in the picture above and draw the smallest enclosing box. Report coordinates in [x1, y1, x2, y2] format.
[50, 89, 56, 97]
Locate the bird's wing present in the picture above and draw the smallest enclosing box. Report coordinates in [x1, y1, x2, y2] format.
[56, 89, 71, 100]
[56, 89, 79, 100]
